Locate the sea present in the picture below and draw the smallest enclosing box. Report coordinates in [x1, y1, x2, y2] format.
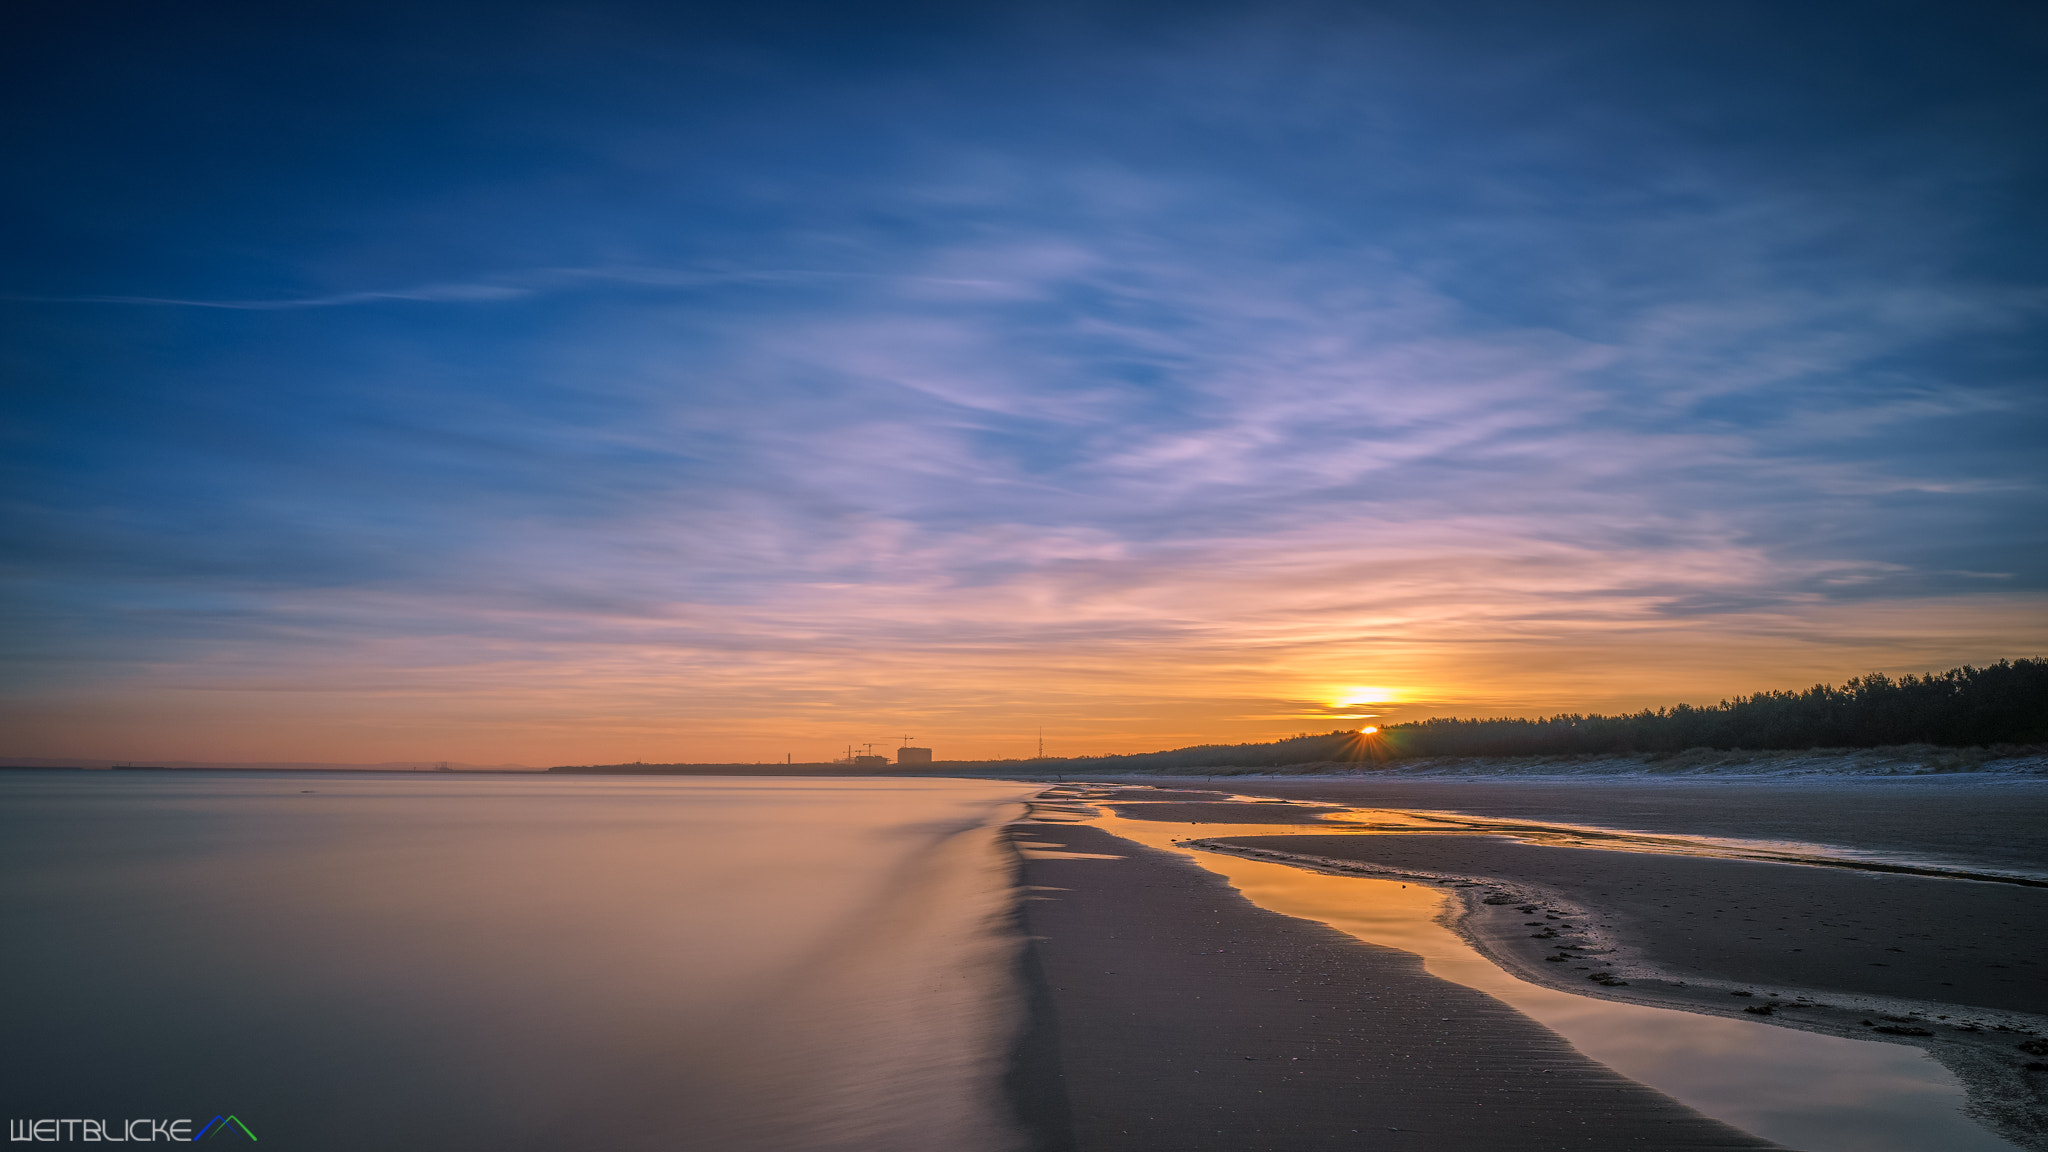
[0, 772, 1040, 1151]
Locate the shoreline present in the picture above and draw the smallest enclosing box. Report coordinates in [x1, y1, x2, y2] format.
[1001, 836, 1079, 1152]
[1093, 772, 2048, 875]
[1073, 780, 2047, 1149]
[1188, 835, 2048, 1150]
[1006, 808, 1783, 1151]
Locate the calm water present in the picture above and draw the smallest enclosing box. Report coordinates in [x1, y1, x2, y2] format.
[0, 772, 1038, 1151]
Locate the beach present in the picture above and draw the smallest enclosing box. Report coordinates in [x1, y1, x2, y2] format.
[1010, 819, 1780, 1150]
[1009, 776, 2048, 1150]
[8, 767, 2045, 1150]
[1140, 773, 2048, 875]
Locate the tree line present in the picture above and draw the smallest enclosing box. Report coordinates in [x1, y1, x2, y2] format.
[1044, 659, 2047, 769]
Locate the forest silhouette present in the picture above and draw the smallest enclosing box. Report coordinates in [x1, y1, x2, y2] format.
[1042, 658, 2047, 771]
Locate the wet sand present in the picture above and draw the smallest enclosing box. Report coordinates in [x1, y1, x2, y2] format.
[1126, 775, 2048, 875]
[1010, 819, 1782, 1151]
[1067, 778, 2048, 1149]
[1107, 800, 1351, 823]
[1199, 832, 2048, 1016]
[1196, 830, 2048, 1145]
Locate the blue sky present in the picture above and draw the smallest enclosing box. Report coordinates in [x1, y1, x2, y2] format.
[4, 0, 2044, 763]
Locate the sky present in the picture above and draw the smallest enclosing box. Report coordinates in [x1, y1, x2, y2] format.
[3, 0, 2044, 765]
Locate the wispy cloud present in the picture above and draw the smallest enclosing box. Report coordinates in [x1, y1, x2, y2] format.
[11, 282, 537, 309]
[3, 0, 2042, 762]
[5, 266, 1022, 311]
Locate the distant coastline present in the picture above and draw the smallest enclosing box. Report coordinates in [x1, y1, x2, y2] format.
[11, 659, 2040, 779]
[12, 743, 2046, 778]
[0, 759, 543, 773]
[547, 745, 2048, 778]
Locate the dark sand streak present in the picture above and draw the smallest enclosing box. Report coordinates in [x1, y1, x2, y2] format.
[1009, 818, 1782, 1151]
[1004, 839, 1080, 1152]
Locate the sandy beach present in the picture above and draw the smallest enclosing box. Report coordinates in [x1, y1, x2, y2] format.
[1008, 777, 2048, 1150]
[1138, 774, 2048, 876]
[1010, 819, 1782, 1150]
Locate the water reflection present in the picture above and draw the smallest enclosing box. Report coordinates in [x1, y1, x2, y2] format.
[0, 772, 1039, 1152]
[1092, 814, 2021, 1152]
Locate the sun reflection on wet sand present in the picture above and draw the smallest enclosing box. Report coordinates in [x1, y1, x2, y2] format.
[1092, 814, 2022, 1152]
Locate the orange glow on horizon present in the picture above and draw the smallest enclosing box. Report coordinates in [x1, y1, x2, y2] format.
[5, 547, 2043, 765]
[1333, 686, 1402, 706]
